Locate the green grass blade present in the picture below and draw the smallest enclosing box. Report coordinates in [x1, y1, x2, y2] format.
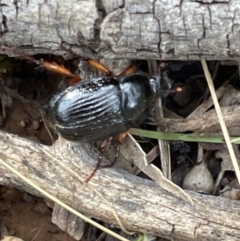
[129, 128, 240, 144]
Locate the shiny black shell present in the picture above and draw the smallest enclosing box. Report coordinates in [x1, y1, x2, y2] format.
[48, 74, 159, 142]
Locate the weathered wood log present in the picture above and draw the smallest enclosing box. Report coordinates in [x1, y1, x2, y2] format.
[159, 105, 240, 135]
[0, 131, 240, 241]
[0, 0, 239, 61]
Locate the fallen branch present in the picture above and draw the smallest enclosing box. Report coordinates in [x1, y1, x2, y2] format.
[0, 131, 240, 240]
[159, 105, 240, 135]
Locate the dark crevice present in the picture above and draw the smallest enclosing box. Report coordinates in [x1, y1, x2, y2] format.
[94, 0, 107, 42]
[226, 34, 230, 55]
[75, 0, 107, 56]
[153, 0, 161, 55]
[119, 0, 125, 8]
[207, 5, 212, 31]
[74, 0, 108, 58]
[2, 14, 8, 32]
[0, 3, 9, 31]
[176, 0, 184, 7]
[197, 14, 205, 49]
[201, 13, 205, 40]
[0, 4, 8, 7]
[137, 48, 159, 53]
[131, 10, 153, 14]
[231, 11, 236, 33]
[192, 0, 230, 4]
[0, 1, 9, 35]
[13, 0, 18, 19]
[202, 15, 206, 39]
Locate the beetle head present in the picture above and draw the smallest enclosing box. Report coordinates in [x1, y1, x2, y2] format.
[149, 71, 172, 98]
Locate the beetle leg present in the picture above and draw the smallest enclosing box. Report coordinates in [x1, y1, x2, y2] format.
[117, 63, 138, 77]
[35, 60, 74, 76]
[99, 141, 120, 169]
[87, 59, 113, 76]
[85, 134, 127, 182]
[69, 75, 82, 85]
[116, 131, 129, 143]
[97, 132, 128, 169]
[61, 45, 113, 76]
[85, 137, 113, 182]
[85, 131, 129, 182]
[85, 153, 103, 182]
[35, 59, 82, 85]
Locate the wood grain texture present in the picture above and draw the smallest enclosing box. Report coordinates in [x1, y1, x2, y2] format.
[0, 0, 239, 60]
[0, 131, 240, 241]
[159, 105, 240, 135]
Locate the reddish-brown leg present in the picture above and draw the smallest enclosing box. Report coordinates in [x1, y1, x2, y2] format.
[61, 45, 113, 76]
[85, 154, 104, 183]
[85, 131, 130, 182]
[87, 59, 113, 76]
[85, 137, 112, 182]
[34, 59, 82, 85]
[98, 141, 120, 169]
[117, 63, 138, 77]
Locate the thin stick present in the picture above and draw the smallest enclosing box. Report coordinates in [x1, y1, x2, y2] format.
[200, 57, 240, 184]
[0, 155, 131, 241]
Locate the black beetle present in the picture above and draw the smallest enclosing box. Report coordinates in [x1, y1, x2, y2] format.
[48, 73, 169, 142]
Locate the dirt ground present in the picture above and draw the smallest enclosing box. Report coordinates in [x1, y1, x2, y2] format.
[0, 186, 75, 241]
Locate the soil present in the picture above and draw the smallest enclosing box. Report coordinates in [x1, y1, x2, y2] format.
[0, 186, 75, 241]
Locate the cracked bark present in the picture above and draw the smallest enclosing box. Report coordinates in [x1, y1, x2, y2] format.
[0, 1, 240, 241]
[0, 0, 239, 61]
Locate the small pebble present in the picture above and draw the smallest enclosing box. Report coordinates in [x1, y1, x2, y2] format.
[32, 120, 40, 129]
[20, 120, 26, 128]
[183, 161, 214, 193]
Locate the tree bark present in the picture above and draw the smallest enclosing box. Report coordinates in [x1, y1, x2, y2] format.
[0, 0, 239, 61]
[1, 1, 240, 241]
[0, 131, 240, 241]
